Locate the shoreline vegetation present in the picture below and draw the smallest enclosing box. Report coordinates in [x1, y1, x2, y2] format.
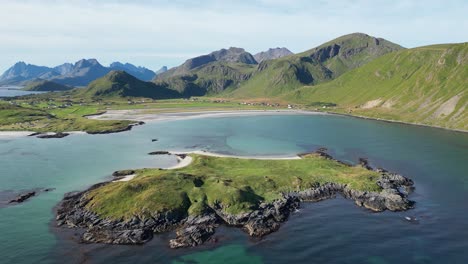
[56, 149, 415, 248]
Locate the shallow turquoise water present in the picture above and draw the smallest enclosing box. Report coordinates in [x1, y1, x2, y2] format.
[0, 114, 467, 263]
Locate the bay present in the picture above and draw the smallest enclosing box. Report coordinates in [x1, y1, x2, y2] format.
[0, 114, 467, 263]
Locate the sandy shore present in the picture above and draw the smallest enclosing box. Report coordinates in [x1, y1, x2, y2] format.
[166, 155, 194, 169]
[0, 131, 35, 138]
[173, 150, 301, 160]
[87, 109, 330, 122]
[0, 131, 89, 139]
[113, 174, 136, 182]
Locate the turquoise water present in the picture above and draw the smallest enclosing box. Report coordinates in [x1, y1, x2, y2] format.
[0, 114, 467, 263]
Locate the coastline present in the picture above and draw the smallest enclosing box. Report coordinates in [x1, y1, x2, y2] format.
[89, 109, 468, 133]
[1, 109, 466, 138]
[329, 111, 468, 134]
[172, 150, 301, 161]
[0, 131, 87, 139]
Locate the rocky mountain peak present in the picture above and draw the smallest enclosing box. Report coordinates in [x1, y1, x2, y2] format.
[254, 47, 293, 62]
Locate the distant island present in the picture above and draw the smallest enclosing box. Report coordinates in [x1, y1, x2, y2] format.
[56, 149, 414, 248]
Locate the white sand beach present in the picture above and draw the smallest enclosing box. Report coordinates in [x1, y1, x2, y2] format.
[86, 109, 330, 122]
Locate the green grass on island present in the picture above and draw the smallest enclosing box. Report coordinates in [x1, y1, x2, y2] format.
[0, 97, 276, 133]
[0, 100, 134, 133]
[84, 153, 381, 219]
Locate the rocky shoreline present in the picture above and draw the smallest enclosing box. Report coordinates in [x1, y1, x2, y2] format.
[55, 150, 415, 249]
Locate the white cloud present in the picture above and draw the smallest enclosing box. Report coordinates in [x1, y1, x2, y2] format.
[0, 0, 466, 71]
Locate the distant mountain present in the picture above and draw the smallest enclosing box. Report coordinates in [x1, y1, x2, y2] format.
[0, 62, 53, 85]
[53, 63, 74, 75]
[43, 59, 110, 87]
[284, 43, 468, 130]
[0, 59, 157, 86]
[155, 47, 258, 95]
[81, 70, 181, 99]
[22, 79, 74, 91]
[109, 62, 155, 81]
[226, 33, 404, 98]
[254, 47, 293, 63]
[159, 47, 257, 78]
[155, 66, 168, 75]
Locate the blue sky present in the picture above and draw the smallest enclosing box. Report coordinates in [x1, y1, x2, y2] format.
[0, 0, 467, 72]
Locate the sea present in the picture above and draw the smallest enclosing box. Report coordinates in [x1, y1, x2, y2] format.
[0, 113, 467, 263]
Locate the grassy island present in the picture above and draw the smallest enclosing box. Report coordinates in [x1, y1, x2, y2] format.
[85, 153, 381, 219]
[57, 151, 414, 247]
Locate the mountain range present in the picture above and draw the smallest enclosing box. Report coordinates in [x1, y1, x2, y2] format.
[78, 32, 466, 130]
[3, 32, 465, 130]
[153, 47, 296, 96]
[0, 59, 162, 87]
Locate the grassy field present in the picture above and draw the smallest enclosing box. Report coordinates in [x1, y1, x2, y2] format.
[84, 153, 381, 219]
[0, 97, 280, 133]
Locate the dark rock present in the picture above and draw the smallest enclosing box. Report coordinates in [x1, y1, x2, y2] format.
[244, 196, 300, 237]
[358, 157, 373, 170]
[112, 170, 135, 177]
[82, 227, 153, 244]
[151, 139, 158, 142]
[37, 132, 69, 139]
[28, 132, 42, 137]
[86, 125, 132, 135]
[148, 151, 170, 155]
[9, 191, 36, 203]
[169, 225, 215, 248]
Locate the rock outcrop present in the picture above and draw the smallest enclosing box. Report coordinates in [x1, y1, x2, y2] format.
[9, 191, 36, 203]
[36, 132, 70, 139]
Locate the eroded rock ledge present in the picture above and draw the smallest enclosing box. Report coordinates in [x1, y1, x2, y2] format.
[55, 151, 414, 248]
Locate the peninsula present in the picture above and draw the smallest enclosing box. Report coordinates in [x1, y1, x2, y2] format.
[56, 149, 414, 248]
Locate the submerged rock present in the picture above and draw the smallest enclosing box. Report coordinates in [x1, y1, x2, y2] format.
[148, 151, 170, 155]
[37, 132, 69, 139]
[9, 191, 36, 203]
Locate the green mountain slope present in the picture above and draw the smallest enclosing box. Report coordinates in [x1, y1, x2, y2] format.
[156, 62, 256, 96]
[155, 48, 257, 96]
[225, 33, 404, 98]
[23, 79, 74, 91]
[284, 43, 468, 130]
[81, 71, 181, 99]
